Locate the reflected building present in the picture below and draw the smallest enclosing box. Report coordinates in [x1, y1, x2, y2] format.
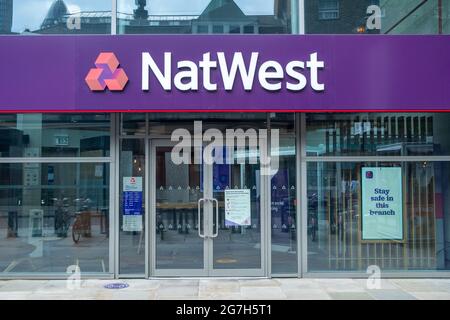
[305, 0, 380, 34]
[380, 0, 449, 34]
[38, 0, 111, 34]
[34, 0, 290, 35]
[0, 0, 12, 34]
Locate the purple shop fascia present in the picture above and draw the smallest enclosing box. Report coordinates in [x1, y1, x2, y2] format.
[0, 35, 449, 112]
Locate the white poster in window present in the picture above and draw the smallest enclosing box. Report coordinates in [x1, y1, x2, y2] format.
[225, 189, 251, 227]
[123, 177, 143, 232]
[361, 167, 403, 241]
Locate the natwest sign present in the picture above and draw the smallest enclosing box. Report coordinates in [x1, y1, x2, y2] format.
[0, 35, 449, 112]
[140, 52, 325, 92]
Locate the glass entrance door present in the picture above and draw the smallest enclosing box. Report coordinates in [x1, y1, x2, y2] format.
[151, 140, 265, 277]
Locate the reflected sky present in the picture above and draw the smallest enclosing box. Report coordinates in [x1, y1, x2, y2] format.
[12, 0, 275, 33]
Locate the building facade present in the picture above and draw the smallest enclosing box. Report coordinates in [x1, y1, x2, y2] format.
[0, 0, 12, 34]
[0, 0, 449, 279]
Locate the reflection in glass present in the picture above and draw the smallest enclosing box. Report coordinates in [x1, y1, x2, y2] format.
[0, 113, 110, 157]
[212, 160, 262, 270]
[7, 0, 111, 35]
[155, 146, 204, 269]
[121, 113, 146, 136]
[0, 163, 109, 273]
[0, 0, 12, 34]
[148, 113, 267, 136]
[270, 113, 297, 274]
[117, 0, 292, 34]
[305, 0, 450, 35]
[119, 139, 145, 274]
[307, 161, 450, 272]
[307, 113, 450, 157]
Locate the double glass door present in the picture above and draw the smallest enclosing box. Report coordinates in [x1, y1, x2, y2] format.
[151, 140, 265, 276]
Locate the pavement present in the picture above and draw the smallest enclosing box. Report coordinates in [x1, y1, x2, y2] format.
[0, 278, 449, 300]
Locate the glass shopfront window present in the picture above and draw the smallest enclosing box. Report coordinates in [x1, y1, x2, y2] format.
[121, 113, 146, 136]
[148, 113, 268, 135]
[0, 162, 109, 273]
[0, 113, 110, 157]
[305, 0, 450, 35]
[119, 139, 145, 275]
[270, 113, 297, 274]
[306, 113, 450, 157]
[3, 0, 111, 35]
[117, 0, 294, 34]
[307, 161, 450, 272]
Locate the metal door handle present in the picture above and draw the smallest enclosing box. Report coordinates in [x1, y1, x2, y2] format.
[197, 198, 206, 238]
[211, 198, 219, 238]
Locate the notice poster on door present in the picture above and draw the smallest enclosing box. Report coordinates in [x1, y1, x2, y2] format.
[123, 177, 143, 232]
[361, 167, 403, 241]
[225, 189, 251, 227]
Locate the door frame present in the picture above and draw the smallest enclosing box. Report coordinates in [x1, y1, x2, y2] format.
[149, 138, 268, 277]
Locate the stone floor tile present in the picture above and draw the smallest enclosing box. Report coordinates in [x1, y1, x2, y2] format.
[409, 291, 450, 300]
[275, 279, 322, 290]
[0, 280, 48, 292]
[316, 279, 367, 293]
[156, 285, 199, 298]
[158, 280, 199, 287]
[283, 289, 331, 300]
[390, 279, 445, 292]
[199, 279, 240, 294]
[351, 279, 402, 291]
[238, 279, 280, 287]
[367, 289, 417, 300]
[240, 286, 286, 299]
[328, 292, 374, 300]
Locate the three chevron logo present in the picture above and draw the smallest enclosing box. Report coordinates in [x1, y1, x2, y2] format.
[85, 52, 129, 91]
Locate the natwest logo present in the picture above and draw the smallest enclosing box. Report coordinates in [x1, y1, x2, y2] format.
[85, 52, 129, 91]
[141, 52, 325, 92]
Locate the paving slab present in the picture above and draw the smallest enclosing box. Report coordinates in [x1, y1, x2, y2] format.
[367, 289, 417, 300]
[283, 289, 331, 300]
[0, 280, 48, 292]
[390, 279, 446, 292]
[276, 278, 322, 290]
[0, 278, 449, 300]
[240, 286, 287, 300]
[156, 285, 199, 298]
[327, 292, 374, 300]
[238, 279, 280, 287]
[409, 292, 450, 300]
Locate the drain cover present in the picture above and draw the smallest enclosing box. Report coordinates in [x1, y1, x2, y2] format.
[104, 282, 129, 289]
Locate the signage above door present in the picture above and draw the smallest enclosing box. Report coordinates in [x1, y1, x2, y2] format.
[0, 35, 449, 112]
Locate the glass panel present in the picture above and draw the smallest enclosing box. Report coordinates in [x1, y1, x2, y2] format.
[306, 113, 450, 156]
[381, 0, 439, 34]
[117, 0, 293, 34]
[119, 139, 145, 274]
[305, 0, 450, 35]
[307, 161, 450, 272]
[148, 113, 267, 135]
[5, 0, 111, 35]
[155, 146, 204, 269]
[212, 159, 261, 270]
[121, 113, 146, 136]
[0, 113, 110, 157]
[0, 162, 109, 273]
[270, 113, 297, 274]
